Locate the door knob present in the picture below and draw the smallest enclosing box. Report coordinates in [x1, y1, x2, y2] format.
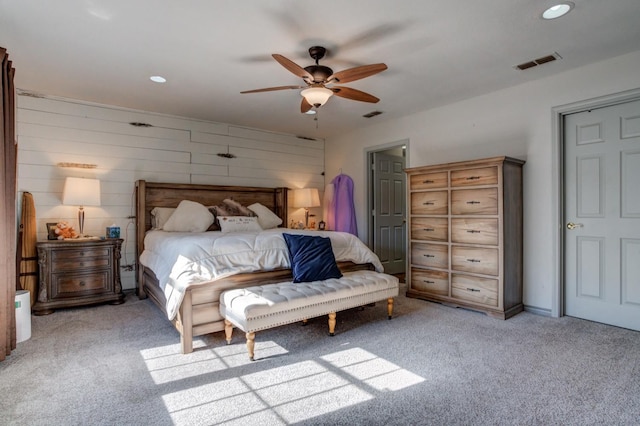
[566, 222, 583, 230]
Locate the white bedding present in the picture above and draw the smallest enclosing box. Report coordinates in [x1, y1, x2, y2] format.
[139, 228, 384, 319]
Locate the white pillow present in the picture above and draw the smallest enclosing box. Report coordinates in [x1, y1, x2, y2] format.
[150, 207, 176, 229]
[162, 200, 214, 232]
[247, 203, 282, 229]
[218, 216, 263, 233]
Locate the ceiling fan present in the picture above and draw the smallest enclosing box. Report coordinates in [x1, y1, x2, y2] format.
[241, 46, 387, 113]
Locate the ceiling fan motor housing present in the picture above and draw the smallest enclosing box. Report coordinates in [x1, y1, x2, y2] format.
[304, 65, 333, 83]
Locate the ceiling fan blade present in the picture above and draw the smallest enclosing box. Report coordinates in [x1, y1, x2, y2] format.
[331, 86, 380, 103]
[301, 97, 313, 113]
[241, 85, 304, 94]
[272, 54, 314, 80]
[328, 63, 387, 84]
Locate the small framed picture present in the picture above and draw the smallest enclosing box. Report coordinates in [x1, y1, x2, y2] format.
[46, 223, 58, 240]
[318, 221, 326, 231]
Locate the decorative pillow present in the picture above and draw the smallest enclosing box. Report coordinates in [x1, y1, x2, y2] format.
[218, 216, 263, 233]
[283, 233, 343, 283]
[150, 207, 176, 229]
[162, 200, 214, 232]
[223, 198, 256, 217]
[247, 202, 283, 229]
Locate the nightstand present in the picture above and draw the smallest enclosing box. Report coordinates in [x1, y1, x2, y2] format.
[33, 238, 125, 315]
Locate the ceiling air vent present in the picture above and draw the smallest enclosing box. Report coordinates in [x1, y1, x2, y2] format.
[515, 52, 562, 71]
[363, 110, 383, 118]
[296, 135, 317, 141]
[129, 122, 153, 127]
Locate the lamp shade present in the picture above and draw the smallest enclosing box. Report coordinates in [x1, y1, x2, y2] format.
[293, 188, 320, 208]
[300, 87, 333, 107]
[62, 177, 101, 207]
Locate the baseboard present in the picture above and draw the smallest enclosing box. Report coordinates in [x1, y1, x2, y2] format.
[524, 305, 552, 317]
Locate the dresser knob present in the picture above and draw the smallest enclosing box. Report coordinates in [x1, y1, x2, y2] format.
[79, 281, 86, 286]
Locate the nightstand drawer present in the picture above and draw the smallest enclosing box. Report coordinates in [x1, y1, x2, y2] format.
[51, 257, 110, 272]
[52, 247, 110, 260]
[51, 272, 111, 299]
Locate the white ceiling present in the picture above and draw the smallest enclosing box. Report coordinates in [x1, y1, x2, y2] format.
[2, 1, 640, 139]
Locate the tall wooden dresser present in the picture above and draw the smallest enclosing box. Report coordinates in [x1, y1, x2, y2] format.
[405, 156, 525, 319]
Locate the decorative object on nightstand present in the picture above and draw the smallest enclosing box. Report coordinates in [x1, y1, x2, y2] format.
[293, 187, 320, 228]
[33, 238, 125, 315]
[405, 156, 525, 319]
[62, 177, 101, 237]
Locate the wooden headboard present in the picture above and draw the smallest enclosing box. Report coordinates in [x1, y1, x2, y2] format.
[135, 180, 289, 272]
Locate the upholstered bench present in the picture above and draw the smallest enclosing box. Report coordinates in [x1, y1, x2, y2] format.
[219, 270, 399, 360]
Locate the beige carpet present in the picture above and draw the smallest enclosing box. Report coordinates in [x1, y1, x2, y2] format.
[1, 284, 639, 425]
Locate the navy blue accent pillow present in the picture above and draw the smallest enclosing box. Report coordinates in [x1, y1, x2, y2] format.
[283, 233, 343, 283]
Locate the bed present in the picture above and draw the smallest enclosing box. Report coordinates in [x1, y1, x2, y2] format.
[135, 180, 381, 353]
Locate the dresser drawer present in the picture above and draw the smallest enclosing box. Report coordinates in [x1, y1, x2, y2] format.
[410, 171, 448, 190]
[50, 271, 112, 299]
[451, 274, 498, 307]
[411, 269, 449, 296]
[452, 246, 499, 275]
[451, 166, 498, 187]
[411, 191, 448, 215]
[411, 243, 448, 268]
[451, 218, 499, 245]
[411, 218, 448, 242]
[451, 188, 498, 215]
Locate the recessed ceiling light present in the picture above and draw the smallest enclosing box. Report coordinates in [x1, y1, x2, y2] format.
[150, 75, 166, 83]
[542, 2, 574, 19]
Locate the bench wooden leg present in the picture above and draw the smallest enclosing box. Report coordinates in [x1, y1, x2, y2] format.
[246, 332, 256, 361]
[224, 319, 233, 344]
[328, 312, 336, 336]
[387, 298, 394, 319]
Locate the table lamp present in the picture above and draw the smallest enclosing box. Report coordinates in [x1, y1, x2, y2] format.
[293, 188, 320, 228]
[62, 177, 101, 237]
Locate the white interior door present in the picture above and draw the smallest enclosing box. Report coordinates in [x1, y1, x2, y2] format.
[564, 99, 640, 331]
[372, 151, 406, 275]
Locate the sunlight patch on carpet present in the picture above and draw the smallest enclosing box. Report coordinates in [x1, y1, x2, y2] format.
[153, 346, 424, 424]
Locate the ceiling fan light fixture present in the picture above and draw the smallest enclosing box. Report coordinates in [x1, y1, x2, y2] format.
[301, 87, 333, 107]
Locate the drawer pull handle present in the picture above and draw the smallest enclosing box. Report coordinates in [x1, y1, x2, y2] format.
[466, 176, 481, 181]
[467, 230, 481, 234]
[422, 179, 434, 184]
[466, 201, 481, 205]
[423, 201, 435, 205]
[423, 228, 434, 232]
[79, 281, 86, 287]
[424, 280, 435, 284]
[466, 288, 480, 292]
[423, 254, 435, 258]
[467, 259, 481, 263]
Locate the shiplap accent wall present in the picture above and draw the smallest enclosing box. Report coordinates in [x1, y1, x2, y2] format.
[16, 93, 325, 290]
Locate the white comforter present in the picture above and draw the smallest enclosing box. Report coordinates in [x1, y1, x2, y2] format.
[139, 228, 384, 319]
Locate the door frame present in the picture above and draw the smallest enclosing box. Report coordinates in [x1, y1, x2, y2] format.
[365, 139, 410, 258]
[551, 87, 640, 318]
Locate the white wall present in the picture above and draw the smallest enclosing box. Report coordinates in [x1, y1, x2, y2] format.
[325, 50, 640, 313]
[17, 95, 325, 290]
